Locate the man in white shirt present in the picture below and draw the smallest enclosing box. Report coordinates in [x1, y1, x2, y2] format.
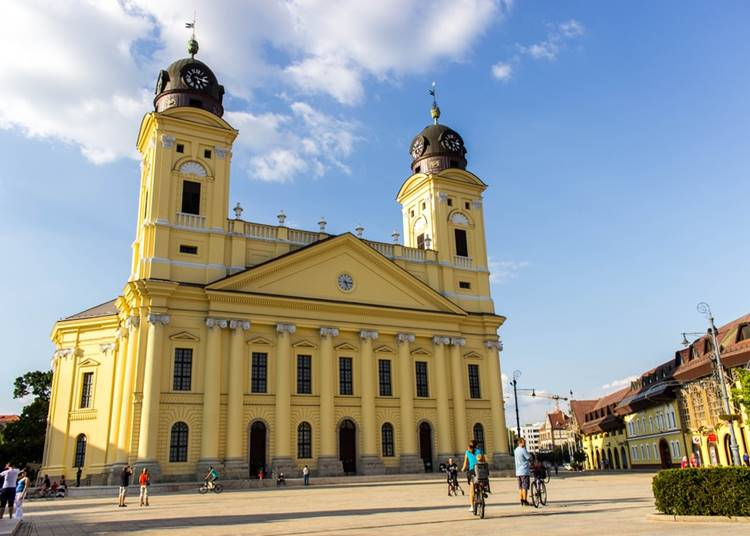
[0, 463, 19, 519]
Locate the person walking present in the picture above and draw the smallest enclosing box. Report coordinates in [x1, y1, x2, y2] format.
[14, 470, 29, 519]
[0, 463, 19, 519]
[138, 468, 150, 507]
[76, 466, 82, 487]
[302, 465, 310, 486]
[743, 452, 749, 467]
[680, 456, 688, 469]
[514, 438, 532, 507]
[118, 465, 132, 507]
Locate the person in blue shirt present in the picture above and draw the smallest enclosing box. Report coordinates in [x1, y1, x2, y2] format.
[514, 437, 532, 506]
[461, 439, 483, 512]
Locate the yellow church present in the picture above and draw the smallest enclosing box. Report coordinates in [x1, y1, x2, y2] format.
[42, 38, 510, 483]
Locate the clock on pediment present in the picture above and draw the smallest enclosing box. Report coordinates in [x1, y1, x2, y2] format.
[337, 273, 354, 292]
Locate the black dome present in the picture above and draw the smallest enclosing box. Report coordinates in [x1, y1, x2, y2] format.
[153, 57, 225, 117]
[409, 123, 467, 174]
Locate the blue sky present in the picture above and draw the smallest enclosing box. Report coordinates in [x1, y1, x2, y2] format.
[1, 1, 748, 424]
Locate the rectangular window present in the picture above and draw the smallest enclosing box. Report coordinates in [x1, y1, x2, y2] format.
[80, 372, 94, 408]
[378, 359, 392, 397]
[181, 180, 201, 215]
[176, 143, 184, 153]
[179, 244, 198, 255]
[459, 281, 471, 289]
[251, 352, 267, 393]
[297, 355, 312, 394]
[415, 361, 429, 397]
[339, 357, 353, 395]
[204, 149, 212, 159]
[416, 233, 425, 250]
[454, 229, 468, 257]
[468, 364, 481, 399]
[447, 198, 453, 206]
[172, 348, 193, 391]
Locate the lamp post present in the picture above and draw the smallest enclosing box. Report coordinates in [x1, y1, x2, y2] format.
[511, 370, 522, 440]
[697, 302, 741, 466]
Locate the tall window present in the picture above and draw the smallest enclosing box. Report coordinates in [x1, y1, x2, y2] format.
[297, 422, 312, 458]
[468, 364, 481, 399]
[251, 352, 267, 393]
[172, 348, 192, 391]
[297, 355, 312, 394]
[381, 423, 395, 457]
[181, 180, 201, 215]
[473, 423, 485, 449]
[169, 422, 189, 462]
[454, 228, 468, 257]
[378, 359, 392, 396]
[339, 357, 353, 395]
[73, 434, 86, 467]
[80, 372, 94, 408]
[415, 361, 429, 397]
[416, 233, 425, 250]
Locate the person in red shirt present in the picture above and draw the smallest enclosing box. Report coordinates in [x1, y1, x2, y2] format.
[138, 468, 150, 507]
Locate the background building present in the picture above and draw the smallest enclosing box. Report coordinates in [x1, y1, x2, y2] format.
[519, 423, 543, 453]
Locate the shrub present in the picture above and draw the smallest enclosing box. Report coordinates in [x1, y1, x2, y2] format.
[653, 467, 750, 516]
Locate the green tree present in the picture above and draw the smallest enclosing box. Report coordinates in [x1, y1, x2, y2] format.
[731, 368, 750, 414]
[0, 370, 53, 467]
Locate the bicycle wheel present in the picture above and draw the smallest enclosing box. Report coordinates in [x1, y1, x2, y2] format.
[544, 470, 551, 484]
[214, 483, 224, 493]
[530, 482, 539, 508]
[538, 481, 547, 505]
[198, 485, 208, 495]
[478, 496, 485, 519]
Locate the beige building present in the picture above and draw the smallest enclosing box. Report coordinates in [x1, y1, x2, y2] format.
[42, 41, 511, 483]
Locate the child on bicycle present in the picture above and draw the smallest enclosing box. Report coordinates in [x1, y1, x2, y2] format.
[446, 458, 461, 495]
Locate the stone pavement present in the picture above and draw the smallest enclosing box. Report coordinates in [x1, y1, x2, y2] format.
[16, 472, 740, 535]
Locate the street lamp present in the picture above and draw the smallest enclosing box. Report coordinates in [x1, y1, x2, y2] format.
[683, 302, 741, 466]
[510, 370, 522, 440]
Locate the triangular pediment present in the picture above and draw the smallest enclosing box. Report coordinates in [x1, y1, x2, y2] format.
[170, 331, 200, 341]
[247, 336, 273, 346]
[78, 358, 100, 368]
[463, 351, 483, 360]
[374, 345, 394, 354]
[411, 347, 430, 356]
[292, 339, 318, 349]
[335, 342, 358, 351]
[207, 234, 465, 315]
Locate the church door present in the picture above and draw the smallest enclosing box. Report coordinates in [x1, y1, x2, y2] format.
[339, 419, 357, 475]
[419, 422, 433, 472]
[658, 439, 672, 468]
[249, 421, 267, 479]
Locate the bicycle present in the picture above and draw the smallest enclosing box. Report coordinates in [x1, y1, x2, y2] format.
[530, 474, 547, 508]
[198, 480, 224, 494]
[471, 462, 490, 519]
[447, 474, 464, 496]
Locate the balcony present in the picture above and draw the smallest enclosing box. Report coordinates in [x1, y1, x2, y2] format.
[453, 255, 473, 269]
[175, 212, 206, 229]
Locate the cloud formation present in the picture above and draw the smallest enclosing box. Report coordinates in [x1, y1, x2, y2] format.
[601, 375, 637, 391]
[491, 62, 514, 82]
[489, 259, 530, 284]
[0, 0, 508, 181]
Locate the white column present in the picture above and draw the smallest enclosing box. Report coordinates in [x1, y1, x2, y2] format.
[359, 330, 379, 457]
[104, 338, 123, 466]
[274, 323, 295, 465]
[116, 315, 140, 463]
[397, 333, 417, 456]
[226, 320, 251, 461]
[137, 313, 170, 463]
[319, 327, 339, 458]
[449, 337, 468, 453]
[200, 318, 226, 463]
[432, 336, 453, 457]
[485, 339, 509, 457]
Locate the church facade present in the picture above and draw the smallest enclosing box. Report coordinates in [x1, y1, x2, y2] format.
[42, 41, 511, 483]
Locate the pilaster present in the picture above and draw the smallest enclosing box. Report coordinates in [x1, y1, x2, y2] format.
[318, 327, 344, 476]
[225, 319, 251, 478]
[272, 323, 296, 475]
[432, 336, 453, 459]
[359, 329, 385, 474]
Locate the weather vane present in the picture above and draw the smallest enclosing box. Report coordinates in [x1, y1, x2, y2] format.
[429, 81, 441, 124]
[185, 12, 198, 58]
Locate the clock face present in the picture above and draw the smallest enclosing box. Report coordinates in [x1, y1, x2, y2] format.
[155, 70, 168, 95]
[410, 136, 426, 159]
[182, 66, 210, 90]
[337, 273, 354, 292]
[440, 131, 463, 152]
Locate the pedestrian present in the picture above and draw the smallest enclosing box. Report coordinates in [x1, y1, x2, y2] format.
[14, 470, 29, 519]
[302, 465, 309, 486]
[0, 463, 19, 519]
[743, 452, 749, 467]
[118, 465, 132, 507]
[258, 468, 264, 480]
[138, 468, 150, 507]
[60, 476, 68, 496]
[76, 466, 82, 487]
[514, 438, 532, 507]
[689, 453, 698, 468]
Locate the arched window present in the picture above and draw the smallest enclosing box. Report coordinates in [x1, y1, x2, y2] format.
[473, 423, 485, 450]
[169, 422, 189, 462]
[381, 423, 395, 457]
[73, 434, 86, 468]
[298, 422, 312, 459]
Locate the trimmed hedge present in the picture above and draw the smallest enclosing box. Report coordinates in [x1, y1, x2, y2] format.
[653, 468, 750, 516]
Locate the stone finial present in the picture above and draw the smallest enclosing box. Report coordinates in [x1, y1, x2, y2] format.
[277, 210, 287, 225]
[355, 225, 364, 238]
[233, 202, 243, 220]
[391, 230, 401, 244]
[318, 217, 327, 232]
[424, 235, 432, 250]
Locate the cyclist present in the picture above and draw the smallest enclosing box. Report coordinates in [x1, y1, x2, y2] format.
[204, 466, 219, 489]
[460, 440, 483, 512]
[446, 457, 460, 495]
[514, 437, 532, 506]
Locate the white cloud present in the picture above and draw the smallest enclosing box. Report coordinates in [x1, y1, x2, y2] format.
[491, 62, 513, 82]
[489, 259, 530, 284]
[1, 0, 509, 179]
[601, 376, 637, 391]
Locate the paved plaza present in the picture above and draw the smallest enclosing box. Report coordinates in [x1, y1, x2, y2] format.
[16, 472, 740, 535]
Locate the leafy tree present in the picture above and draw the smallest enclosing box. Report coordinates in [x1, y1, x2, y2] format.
[731, 368, 750, 415]
[0, 370, 53, 468]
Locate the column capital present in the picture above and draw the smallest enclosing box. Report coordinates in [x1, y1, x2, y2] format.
[320, 327, 340, 338]
[359, 330, 379, 341]
[116, 327, 128, 340]
[125, 315, 140, 330]
[229, 320, 251, 331]
[206, 317, 228, 329]
[484, 339, 503, 351]
[450, 337, 466, 347]
[147, 313, 170, 326]
[432, 336, 451, 346]
[397, 333, 415, 344]
[54, 348, 75, 359]
[276, 323, 296, 334]
[100, 343, 116, 354]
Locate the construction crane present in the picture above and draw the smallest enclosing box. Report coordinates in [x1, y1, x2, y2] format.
[525, 389, 571, 412]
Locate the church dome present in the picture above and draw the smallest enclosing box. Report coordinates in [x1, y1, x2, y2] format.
[409, 123, 467, 174]
[153, 40, 225, 117]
